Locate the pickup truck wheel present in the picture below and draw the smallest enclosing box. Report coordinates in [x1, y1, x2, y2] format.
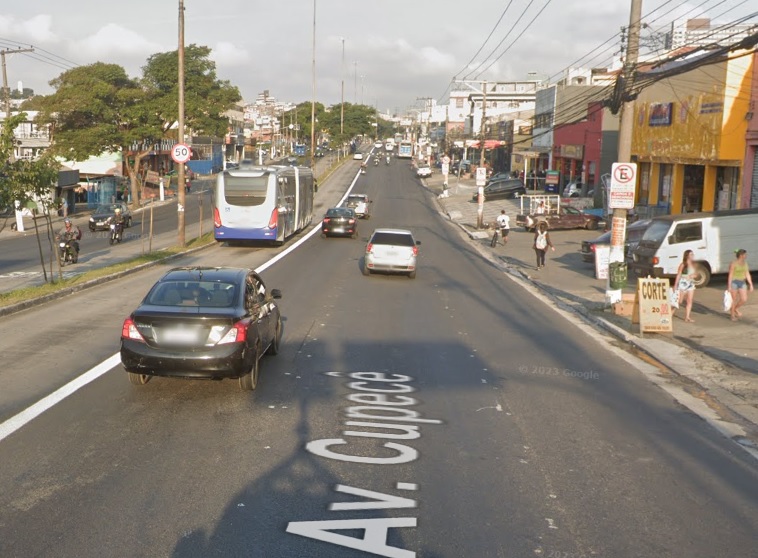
[692, 262, 711, 288]
[586, 219, 599, 230]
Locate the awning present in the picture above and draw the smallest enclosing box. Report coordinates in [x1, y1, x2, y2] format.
[468, 140, 506, 149]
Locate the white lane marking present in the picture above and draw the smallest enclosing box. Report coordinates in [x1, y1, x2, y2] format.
[0, 354, 122, 443]
[0, 165, 365, 445]
[475, 401, 503, 412]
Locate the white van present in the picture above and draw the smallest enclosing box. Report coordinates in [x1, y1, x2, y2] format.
[631, 208, 758, 287]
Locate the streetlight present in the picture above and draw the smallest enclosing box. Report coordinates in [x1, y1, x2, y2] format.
[340, 37, 345, 137]
[310, 0, 317, 170]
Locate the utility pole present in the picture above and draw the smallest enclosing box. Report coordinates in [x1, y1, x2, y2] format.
[360, 74, 365, 106]
[310, 0, 317, 170]
[2, 47, 34, 163]
[340, 37, 345, 137]
[177, 0, 186, 247]
[606, 0, 642, 304]
[354, 61, 358, 104]
[477, 81, 488, 229]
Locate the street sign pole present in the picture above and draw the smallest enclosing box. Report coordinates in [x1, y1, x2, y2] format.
[607, 162, 637, 303]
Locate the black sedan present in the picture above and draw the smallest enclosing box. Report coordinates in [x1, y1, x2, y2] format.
[471, 178, 526, 201]
[321, 207, 357, 238]
[89, 203, 132, 231]
[580, 219, 651, 263]
[120, 267, 282, 391]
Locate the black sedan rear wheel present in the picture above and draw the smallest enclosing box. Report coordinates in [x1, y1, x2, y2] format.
[128, 372, 151, 385]
[239, 351, 260, 391]
[267, 318, 282, 356]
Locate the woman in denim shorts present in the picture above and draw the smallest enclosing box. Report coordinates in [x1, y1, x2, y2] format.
[728, 249, 754, 321]
[674, 250, 697, 322]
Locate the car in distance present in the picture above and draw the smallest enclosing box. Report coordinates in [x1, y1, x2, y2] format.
[322, 207, 357, 238]
[89, 203, 132, 231]
[374, 141, 383, 149]
[120, 267, 282, 391]
[363, 228, 420, 279]
[416, 165, 432, 178]
[471, 178, 526, 202]
[343, 194, 372, 219]
[353, 152, 364, 160]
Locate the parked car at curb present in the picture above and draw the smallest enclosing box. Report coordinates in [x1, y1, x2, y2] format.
[363, 228, 420, 279]
[416, 165, 432, 178]
[322, 207, 357, 238]
[471, 178, 526, 201]
[120, 267, 283, 391]
[517, 205, 601, 232]
[581, 219, 651, 263]
[89, 203, 132, 231]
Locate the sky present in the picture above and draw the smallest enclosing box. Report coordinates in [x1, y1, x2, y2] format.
[1, 0, 755, 114]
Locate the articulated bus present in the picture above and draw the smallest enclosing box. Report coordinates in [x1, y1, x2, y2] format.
[214, 164, 314, 244]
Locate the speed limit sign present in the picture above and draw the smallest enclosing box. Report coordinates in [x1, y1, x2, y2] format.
[171, 143, 192, 164]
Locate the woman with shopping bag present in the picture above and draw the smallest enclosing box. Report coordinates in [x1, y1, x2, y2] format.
[727, 249, 754, 321]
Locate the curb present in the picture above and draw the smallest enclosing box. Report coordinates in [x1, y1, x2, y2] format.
[0, 241, 217, 319]
[447, 216, 758, 431]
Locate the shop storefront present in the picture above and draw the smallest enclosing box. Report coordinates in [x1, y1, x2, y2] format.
[631, 52, 752, 215]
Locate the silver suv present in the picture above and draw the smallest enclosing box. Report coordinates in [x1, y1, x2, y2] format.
[363, 229, 420, 279]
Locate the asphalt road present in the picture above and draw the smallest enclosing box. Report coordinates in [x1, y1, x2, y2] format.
[0, 180, 215, 293]
[1, 153, 757, 558]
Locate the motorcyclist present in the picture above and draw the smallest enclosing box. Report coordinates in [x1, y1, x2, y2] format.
[386, 154, 390, 165]
[111, 207, 126, 239]
[360, 161, 367, 173]
[56, 218, 81, 256]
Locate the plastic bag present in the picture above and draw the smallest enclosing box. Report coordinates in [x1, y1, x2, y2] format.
[669, 287, 679, 309]
[723, 290, 733, 313]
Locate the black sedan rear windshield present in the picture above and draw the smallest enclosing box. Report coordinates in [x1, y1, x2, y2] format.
[371, 232, 414, 246]
[146, 281, 237, 307]
[326, 208, 353, 217]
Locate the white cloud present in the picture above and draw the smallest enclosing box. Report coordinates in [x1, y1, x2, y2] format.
[210, 41, 250, 67]
[73, 23, 164, 58]
[0, 13, 58, 43]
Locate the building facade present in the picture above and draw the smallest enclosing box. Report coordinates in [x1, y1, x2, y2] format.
[743, 51, 758, 209]
[631, 51, 754, 214]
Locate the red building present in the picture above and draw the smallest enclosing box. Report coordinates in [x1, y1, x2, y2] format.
[552, 101, 619, 190]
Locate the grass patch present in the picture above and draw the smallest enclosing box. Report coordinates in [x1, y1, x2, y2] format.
[0, 232, 217, 309]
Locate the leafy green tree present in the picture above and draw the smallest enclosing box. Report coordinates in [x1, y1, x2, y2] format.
[1, 113, 62, 281]
[284, 102, 395, 149]
[36, 62, 162, 208]
[142, 44, 241, 138]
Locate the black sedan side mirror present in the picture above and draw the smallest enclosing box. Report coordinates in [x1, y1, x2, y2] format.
[415, 240, 421, 246]
[271, 289, 283, 299]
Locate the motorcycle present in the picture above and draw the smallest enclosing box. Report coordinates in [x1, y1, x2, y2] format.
[109, 222, 124, 245]
[360, 164, 367, 175]
[59, 239, 78, 265]
[386, 156, 391, 165]
[374, 158, 379, 166]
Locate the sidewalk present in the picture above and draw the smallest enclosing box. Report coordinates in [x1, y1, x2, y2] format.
[423, 173, 758, 431]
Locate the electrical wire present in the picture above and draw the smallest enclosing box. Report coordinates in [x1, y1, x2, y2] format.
[452, 0, 515, 79]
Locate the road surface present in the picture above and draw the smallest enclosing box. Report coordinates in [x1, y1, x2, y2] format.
[0, 153, 756, 558]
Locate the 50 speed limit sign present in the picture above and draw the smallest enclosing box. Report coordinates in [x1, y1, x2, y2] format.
[171, 143, 192, 164]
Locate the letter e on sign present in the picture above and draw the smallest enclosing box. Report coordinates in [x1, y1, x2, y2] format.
[171, 143, 192, 164]
[609, 162, 637, 209]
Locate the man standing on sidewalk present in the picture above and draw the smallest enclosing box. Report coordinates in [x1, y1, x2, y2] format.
[493, 209, 510, 247]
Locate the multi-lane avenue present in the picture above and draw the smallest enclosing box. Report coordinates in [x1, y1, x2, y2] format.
[1, 154, 757, 558]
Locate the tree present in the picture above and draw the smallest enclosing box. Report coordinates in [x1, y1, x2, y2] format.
[36, 63, 162, 208]
[0, 113, 61, 281]
[142, 44, 241, 138]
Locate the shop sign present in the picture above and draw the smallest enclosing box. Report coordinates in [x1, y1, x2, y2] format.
[633, 278, 673, 333]
[559, 145, 584, 159]
[648, 103, 673, 127]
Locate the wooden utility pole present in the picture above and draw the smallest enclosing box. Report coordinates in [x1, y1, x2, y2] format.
[177, 0, 186, 247]
[607, 0, 642, 303]
[310, 0, 317, 170]
[2, 47, 34, 163]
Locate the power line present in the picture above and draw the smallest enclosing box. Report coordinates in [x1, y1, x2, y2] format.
[474, 0, 556, 80]
[453, 0, 515, 79]
[462, 0, 538, 80]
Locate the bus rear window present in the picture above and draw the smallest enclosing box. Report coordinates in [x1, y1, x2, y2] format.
[223, 175, 270, 206]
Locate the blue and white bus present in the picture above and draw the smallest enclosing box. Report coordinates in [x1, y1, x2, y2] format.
[214, 164, 315, 244]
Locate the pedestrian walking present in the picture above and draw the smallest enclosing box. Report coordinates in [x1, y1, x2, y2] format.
[674, 249, 697, 322]
[533, 222, 554, 270]
[535, 200, 546, 215]
[728, 249, 753, 321]
[491, 209, 510, 247]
